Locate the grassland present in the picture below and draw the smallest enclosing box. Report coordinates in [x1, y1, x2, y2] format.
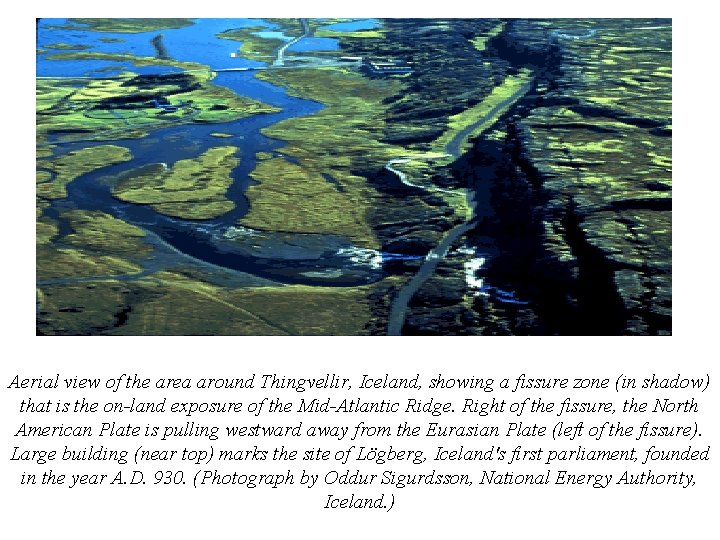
[36, 72, 278, 142]
[37, 209, 151, 281]
[45, 43, 91, 50]
[242, 67, 409, 248]
[470, 22, 506, 53]
[37, 268, 398, 335]
[314, 28, 385, 39]
[108, 273, 378, 335]
[113, 146, 240, 219]
[63, 210, 151, 255]
[217, 27, 286, 62]
[37, 145, 132, 200]
[243, 155, 375, 241]
[68, 18, 195, 33]
[432, 68, 533, 155]
[44, 51, 209, 72]
[381, 69, 533, 203]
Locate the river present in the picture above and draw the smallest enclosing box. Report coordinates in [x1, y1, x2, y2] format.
[38, 18, 415, 287]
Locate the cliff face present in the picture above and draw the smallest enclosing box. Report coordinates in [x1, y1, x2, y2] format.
[350, 19, 672, 335]
[342, 19, 509, 148]
[501, 19, 672, 335]
[36, 18, 671, 336]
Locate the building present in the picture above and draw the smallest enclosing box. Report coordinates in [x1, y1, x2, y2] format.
[363, 59, 414, 75]
[152, 97, 179, 113]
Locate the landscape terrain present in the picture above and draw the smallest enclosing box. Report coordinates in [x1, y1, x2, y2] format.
[36, 18, 672, 335]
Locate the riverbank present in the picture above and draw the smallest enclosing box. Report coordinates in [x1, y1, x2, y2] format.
[36, 18, 672, 335]
[37, 18, 405, 334]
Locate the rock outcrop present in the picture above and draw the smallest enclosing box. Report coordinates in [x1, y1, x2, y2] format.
[357, 18, 672, 335]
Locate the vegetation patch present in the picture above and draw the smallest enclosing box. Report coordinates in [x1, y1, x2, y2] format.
[45, 50, 208, 72]
[107, 272, 381, 335]
[113, 146, 240, 219]
[38, 268, 402, 335]
[217, 27, 286, 62]
[250, 67, 410, 247]
[36, 72, 278, 142]
[62, 210, 151, 256]
[470, 22, 505, 53]
[315, 29, 385, 39]
[45, 42, 91, 50]
[241, 156, 375, 242]
[68, 18, 195, 33]
[37, 245, 144, 281]
[37, 145, 132, 200]
[432, 69, 534, 156]
[36, 208, 151, 283]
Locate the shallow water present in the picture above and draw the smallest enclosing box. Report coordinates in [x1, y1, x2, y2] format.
[38, 18, 409, 286]
[287, 37, 339, 52]
[37, 18, 272, 75]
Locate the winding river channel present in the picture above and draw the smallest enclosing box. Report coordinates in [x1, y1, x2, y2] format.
[39, 18, 552, 334]
[38, 18, 407, 288]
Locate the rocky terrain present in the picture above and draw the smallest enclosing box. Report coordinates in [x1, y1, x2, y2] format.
[349, 18, 672, 335]
[36, 18, 671, 336]
[506, 19, 672, 335]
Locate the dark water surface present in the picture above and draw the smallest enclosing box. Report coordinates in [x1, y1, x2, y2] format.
[38, 18, 410, 286]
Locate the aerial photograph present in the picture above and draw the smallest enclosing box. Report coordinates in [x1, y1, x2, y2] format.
[35, 18, 671, 336]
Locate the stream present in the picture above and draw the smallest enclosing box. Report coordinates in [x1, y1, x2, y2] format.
[38, 18, 411, 287]
[385, 79, 535, 335]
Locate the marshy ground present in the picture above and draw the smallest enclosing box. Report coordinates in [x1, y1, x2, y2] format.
[36, 18, 671, 335]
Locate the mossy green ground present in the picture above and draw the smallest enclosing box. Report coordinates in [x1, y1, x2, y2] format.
[432, 68, 533, 155]
[108, 273, 378, 335]
[37, 210, 150, 281]
[470, 23, 506, 53]
[244, 155, 375, 241]
[113, 146, 240, 219]
[45, 43, 91, 50]
[246, 67, 409, 248]
[45, 51, 208, 72]
[62, 210, 151, 256]
[36, 18, 410, 336]
[68, 18, 194, 33]
[37, 145, 132, 200]
[37, 270, 403, 335]
[218, 27, 286, 62]
[37, 72, 278, 142]
[315, 28, 385, 39]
